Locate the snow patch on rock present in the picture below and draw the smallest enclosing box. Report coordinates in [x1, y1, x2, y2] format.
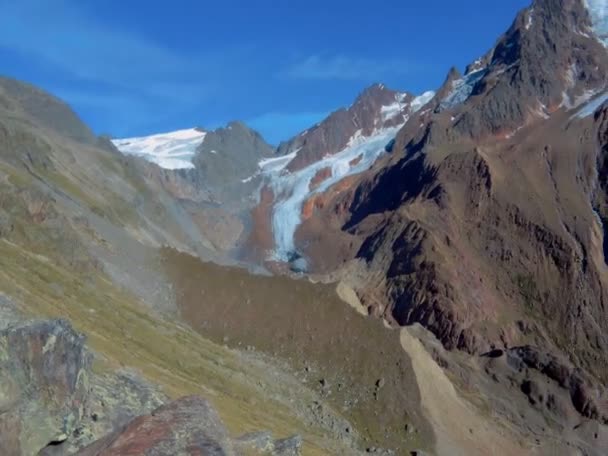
[440, 68, 487, 110]
[574, 90, 608, 118]
[411, 91, 436, 113]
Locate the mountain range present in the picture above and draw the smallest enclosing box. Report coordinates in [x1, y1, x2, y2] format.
[1, 0, 608, 455]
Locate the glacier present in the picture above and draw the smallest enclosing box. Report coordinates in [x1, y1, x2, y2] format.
[262, 91, 437, 263]
[112, 128, 206, 170]
[263, 127, 399, 262]
[261, 91, 437, 263]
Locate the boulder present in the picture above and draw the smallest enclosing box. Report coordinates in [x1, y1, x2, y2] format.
[0, 319, 91, 456]
[75, 396, 232, 455]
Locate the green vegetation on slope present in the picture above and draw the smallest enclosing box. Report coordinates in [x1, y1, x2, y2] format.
[0, 237, 352, 455]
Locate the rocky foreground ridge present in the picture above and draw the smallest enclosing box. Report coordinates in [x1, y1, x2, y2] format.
[1, 315, 302, 456]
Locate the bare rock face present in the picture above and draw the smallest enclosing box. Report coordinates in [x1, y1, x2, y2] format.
[506, 346, 608, 423]
[0, 319, 91, 456]
[191, 121, 274, 210]
[0, 313, 303, 456]
[76, 396, 303, 456]
[75, 396, 232, 456]
[68, 370, 168, 454]
[442, 0, 608, 140]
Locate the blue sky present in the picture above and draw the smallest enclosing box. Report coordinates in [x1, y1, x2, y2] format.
[0, 0, 530, 144]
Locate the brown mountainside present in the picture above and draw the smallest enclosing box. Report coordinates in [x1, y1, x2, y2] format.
[294, 0, 608, 438]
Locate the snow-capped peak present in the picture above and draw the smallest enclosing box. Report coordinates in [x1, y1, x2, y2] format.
[112, 128, 207, 170]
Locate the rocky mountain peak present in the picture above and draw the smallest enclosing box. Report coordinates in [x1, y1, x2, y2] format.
[353, 82, 410, 109]
[444, 66, 462, 83]
[277, 84, 421, 172]
[214, 120, 271, 146]
[428, 0, 608, 139]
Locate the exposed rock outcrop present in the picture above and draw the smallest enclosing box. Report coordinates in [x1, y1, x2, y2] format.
[75, 396, 233, 456]
[0, 319, 91, 456]
[0, 315, 305, 456]
[76, 396, 303, 456]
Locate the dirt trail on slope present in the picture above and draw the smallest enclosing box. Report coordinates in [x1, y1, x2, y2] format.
[400, 325, 532, 456]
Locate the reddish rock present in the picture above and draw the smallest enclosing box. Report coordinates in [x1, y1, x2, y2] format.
[308, 167, 332, 191]
[0, 319, 91, 456]
[244, 185, 276, 262]
[75, 396, 231, 456]
[349, 155, 363, 167]
[76, 395, 303, 456]
[301, 196, 317, 220]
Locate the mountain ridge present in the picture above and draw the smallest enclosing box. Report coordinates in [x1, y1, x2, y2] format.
[1, 0, 608, 454]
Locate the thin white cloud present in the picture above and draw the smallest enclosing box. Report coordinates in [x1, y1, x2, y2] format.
[0, 0, 207, 87]
[283, 54, 417, 80]
[0, 0, 219, 124]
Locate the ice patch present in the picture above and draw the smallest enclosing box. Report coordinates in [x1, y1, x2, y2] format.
[263, 128, 399, 261]
[574, 91, 608, 118]
[380, 100, 404, 122]
[525, 8, 534, 30]
[505, 126, 524, 139]
[535, 101, 551, 119]
[258, 151, 298, 173]
[347, 129, 364, 147]
[440, 68, 487, 110]
[562, 88, 597, 109]
[584, 0, 608, 45]
[112, 128, 206, 170]
[410, 91, 436, 112]
[380, 91, 435, 123]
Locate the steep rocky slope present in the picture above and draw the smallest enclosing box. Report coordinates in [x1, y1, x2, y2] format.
[287, 0, 608, 450]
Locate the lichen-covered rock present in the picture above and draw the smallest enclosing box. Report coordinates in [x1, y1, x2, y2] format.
[0, 319, 91, 455]
[75, 396, 233, 456]
[76, 395, 303, 456]
[69, 370, 168, 453]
